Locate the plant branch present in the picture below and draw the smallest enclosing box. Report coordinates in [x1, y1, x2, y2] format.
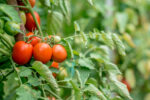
[10, 57, 22, 85]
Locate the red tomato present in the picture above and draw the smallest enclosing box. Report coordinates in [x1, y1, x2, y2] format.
[33, 43, 52, 64]
[25, 11, 40, 32]
[52, 44, 67, 63]
[12, 41, 33, 65]
[121, 79, 131, 92]
[49, 61, 59, 77]
[26, 32, 41, 46]
[47, 97, 56, 100]
[17, 0, 36, 8]
[50, 61, 59, 69]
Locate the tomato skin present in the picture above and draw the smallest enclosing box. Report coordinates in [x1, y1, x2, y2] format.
[50, 61, 59, 69]
[47, 97, 56, 100]
[25, 11, 40, 32]
[121, 79, 131, 92]
[33, 43, 52, 64]
[52, 44, 67, 63]
[12, 41, 33, 65]
[17, 0, 36, 8]
[49, 61, 59, 77]
[26, 32, 41, 46]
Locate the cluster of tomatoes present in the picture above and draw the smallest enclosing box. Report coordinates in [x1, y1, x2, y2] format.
[12, 36, 67, 65]
[12, 0, 67, 71]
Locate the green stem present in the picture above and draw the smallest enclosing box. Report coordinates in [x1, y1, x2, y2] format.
[26, 0, 43, 37]
[0, 48, 10, 56]
[9, 5, 28, 8]
[41, 83, 46, 98]
[46, 89, 62, 100]
[63, 33, 101, 40]
[10, 57, 22, 85]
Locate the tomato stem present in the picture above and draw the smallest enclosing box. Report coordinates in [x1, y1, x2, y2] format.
[9, 5, 28, 8]
[63, 33, 101, 40]
[10, 57, 23, 85]
[25, 0, 44, 37]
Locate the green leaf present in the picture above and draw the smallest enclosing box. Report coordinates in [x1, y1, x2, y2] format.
[84, 84, 107, 100]
[16, 85, 41, 100]
[78, 58, 95, 69]
[47, 11, 63, 34]
[19, 67, 32, 77]
[70, 80, 82, 100]
[59, 0, 71, 23]
[86, 78, 98, 87]
[0, 4, 20, 23]
[78, 68, 90, 87]
[88, 0, 94, 6]
[104, 62, 121, 75]
[3, 73, 19, 99]
[112, 34, 126, 56]
[101, 32, 114, 49]
[28, 76, 40, 87]
[109, 73, 132, 100]
[116, 12, 128, 33]
[32, 61, 60, 95]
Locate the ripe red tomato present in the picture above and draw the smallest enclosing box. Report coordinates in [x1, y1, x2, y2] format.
[12, 41, 33, 65]
[26, 32, 41, 46]
[50, 61, 59, 69]
[52, 44, 67, 63]
[49, 61, 59, 77]
[33, 43, 52, 64]
[25, 11, 40, 32]
[47, 97, 56, 100]
[121, 79, 131, 92]
[17, 0, 36, 8]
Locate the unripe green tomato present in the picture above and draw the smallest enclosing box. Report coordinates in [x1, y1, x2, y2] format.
[4, 21, 20, 36]
[0, 19, 4, 29]
[54, 36, 61, 43]
[57, 67, 68, 80]
[19, 11, 26, 25]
